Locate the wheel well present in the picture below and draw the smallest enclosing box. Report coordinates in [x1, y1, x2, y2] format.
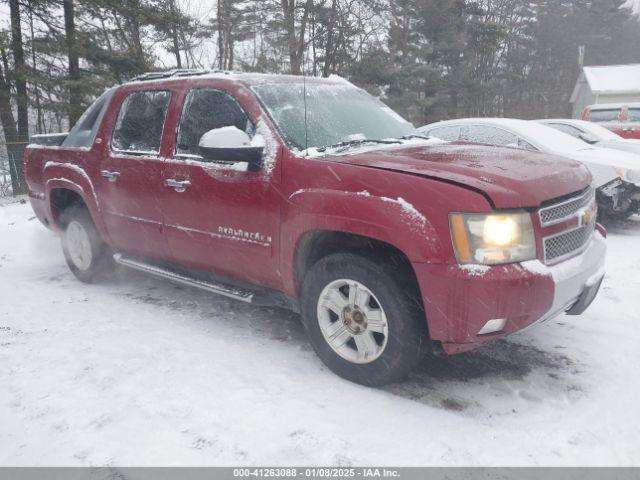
[295, 230, 422, 297]
[50, 189, 86, 228]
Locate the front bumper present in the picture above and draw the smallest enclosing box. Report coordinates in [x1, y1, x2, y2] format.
[414, 232, 606, 355]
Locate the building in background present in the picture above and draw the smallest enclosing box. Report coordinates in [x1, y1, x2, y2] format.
[571, 64, 640, 118]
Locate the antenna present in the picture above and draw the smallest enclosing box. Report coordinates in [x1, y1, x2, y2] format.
[302, 61, 309, 154]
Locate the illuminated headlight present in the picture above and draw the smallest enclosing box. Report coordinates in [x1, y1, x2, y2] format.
[449, 211, 536, 265]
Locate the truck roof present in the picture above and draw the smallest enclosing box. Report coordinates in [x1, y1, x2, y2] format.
[126, 69, 351, 89]
[585, 102, 640, 110]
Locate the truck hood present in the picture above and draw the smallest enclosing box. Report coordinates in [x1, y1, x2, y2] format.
[326, 143, 591, 209]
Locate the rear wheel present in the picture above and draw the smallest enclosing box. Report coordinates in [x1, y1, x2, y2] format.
[300, 253, 426, 386]
[60, 205, 115, 283]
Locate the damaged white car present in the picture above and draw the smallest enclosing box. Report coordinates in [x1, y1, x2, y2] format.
[420, 118, 640, 220]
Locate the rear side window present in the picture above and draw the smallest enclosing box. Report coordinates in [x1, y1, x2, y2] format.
[176, 88, 251, 157]
[628, 108, 640, 122]
[517, 137, 537, 151]
[548, 123, 583, 138]
[589, 109, 620, 123]
[463, 125, 518, 147]
[63, 88, 116, 148]
[427, 125, 460, 141]
[112, 90, 171, 154]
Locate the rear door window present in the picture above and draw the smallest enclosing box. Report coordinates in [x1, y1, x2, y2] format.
[589, 109, 620, 123]
[176, 88, 251, 158]
[517, 137, 537, 151]
[111, 90, 171, 155]
[547, 123, 583, 139]
[628, 108, 640, 122]
[427, 125, 460, 141]
[463, 125, 518, 147]
[63, 88, 115, 148]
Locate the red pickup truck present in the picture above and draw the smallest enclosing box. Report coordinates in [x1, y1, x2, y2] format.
[582, 103, 640, 140]
[24, 70, 606, 386]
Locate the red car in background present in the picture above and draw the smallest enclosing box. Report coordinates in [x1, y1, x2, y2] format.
[582, 103, 640, 139]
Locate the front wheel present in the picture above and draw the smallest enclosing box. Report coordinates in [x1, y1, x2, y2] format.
[300, 253, 426, 386]
[60, 205, 115, 283]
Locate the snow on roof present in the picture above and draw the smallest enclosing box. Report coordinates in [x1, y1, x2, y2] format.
[623, 0, 640, 15]
[581, 64, 640, 95]
[585, 102, 640, 109]
[128, 70, 350, 88]
[422, 117, 534, 131]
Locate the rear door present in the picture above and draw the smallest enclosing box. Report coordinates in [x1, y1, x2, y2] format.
[621, 107, 640, 139]
[159, 86, 282, 289]
[96, 88, 172, 258]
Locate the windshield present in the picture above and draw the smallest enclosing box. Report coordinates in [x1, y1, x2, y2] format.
[519, 121, 595, 153]
[252, 82, 417, 150]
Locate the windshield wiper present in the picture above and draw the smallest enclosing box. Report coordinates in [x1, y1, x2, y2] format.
[398, 134, 431, 140]
[316, 138, 402, 153]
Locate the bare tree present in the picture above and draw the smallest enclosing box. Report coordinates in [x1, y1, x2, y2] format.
[281, 0, 313, 74]
[63, 0, 82, 126]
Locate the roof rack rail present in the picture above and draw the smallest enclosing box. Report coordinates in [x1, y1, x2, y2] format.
[130, 68, 210, 82]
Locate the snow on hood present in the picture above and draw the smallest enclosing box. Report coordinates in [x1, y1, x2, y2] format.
[301, 137, 445, 158]
[322, 143, 592, 209]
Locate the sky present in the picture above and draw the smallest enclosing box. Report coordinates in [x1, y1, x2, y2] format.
[0, 0, 638, 70]
[624, 0, 640, 13]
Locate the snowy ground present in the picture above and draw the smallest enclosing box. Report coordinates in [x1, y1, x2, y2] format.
[1, 197, 639, 466]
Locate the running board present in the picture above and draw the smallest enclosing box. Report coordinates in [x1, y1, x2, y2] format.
[113, 254, 254, 303]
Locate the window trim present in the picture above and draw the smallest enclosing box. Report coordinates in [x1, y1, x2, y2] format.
[62, 88, 116, 150]
[110, 89, 172, 157]
[173, 87, 253, 163]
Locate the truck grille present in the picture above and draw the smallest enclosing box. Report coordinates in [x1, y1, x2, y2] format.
[539, 187, 594, 226]
[540, 188, 597, 265]
[543, 222, 595, 264]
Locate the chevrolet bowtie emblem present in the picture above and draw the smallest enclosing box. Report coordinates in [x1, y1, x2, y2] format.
[580, 207, 595, 226]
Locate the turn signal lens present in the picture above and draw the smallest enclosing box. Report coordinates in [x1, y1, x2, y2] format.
[450, 214, 472, 263]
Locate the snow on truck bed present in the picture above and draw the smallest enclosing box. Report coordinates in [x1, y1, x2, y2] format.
[1, 199, 640, 466]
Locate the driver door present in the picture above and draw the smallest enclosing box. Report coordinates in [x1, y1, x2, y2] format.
[159, 87, 282, 289]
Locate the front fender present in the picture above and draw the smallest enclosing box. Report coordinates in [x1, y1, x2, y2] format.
[280, 188, 446, 293]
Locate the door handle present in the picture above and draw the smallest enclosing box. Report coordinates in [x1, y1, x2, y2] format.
[100, 170, 120, 182]
[165, 178, 191, 193]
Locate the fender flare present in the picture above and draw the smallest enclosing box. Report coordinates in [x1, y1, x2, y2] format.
[44, 164, 110, 242]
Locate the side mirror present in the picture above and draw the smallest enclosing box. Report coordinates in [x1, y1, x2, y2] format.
[578, 132, 599, 145]
[198, 126, 264, 172]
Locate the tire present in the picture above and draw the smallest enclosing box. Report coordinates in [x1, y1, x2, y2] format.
[300, 253, 426, 386]
[60, 205, 115, 283]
